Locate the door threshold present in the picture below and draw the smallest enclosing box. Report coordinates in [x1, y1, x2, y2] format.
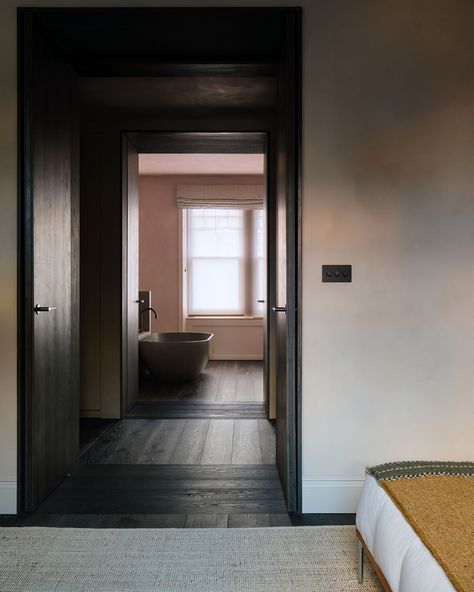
[127, 402, 268, 419]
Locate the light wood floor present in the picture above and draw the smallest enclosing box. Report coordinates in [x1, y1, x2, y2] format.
[139, 360, 264, 403]
[80, 419, 275, 466]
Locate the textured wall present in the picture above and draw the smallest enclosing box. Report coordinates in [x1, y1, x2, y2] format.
[300, 0, 474, 510]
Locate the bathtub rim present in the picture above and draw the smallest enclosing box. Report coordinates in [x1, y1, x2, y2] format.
[139, 331, 214, 344]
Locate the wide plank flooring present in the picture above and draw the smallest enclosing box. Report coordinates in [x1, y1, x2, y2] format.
[36, 361, 293, 526]
[138, 360, 264, 403]
[2, 358, 362, 528]
[80, 419, 275, 466]
[1, 512, 356, 528]
[127, 402, 267, 419]
[34, 464, 287, 515]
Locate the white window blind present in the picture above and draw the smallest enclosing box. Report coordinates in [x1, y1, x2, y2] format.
[187, 209, 245, 315]
[177, 184, 264, 209]
[186, 208, 265, 317]
[253, 209, 265, 316]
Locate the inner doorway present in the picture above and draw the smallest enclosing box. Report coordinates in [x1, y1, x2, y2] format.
[136, 153, 267, 412]
[75, 132, 280, 521]
[122, 133, 271, 421]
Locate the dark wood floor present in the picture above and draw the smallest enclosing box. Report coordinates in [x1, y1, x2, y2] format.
[127, 401, 267, 419]
[1, 360, 355, 528]
[80, 419, 275, 465]
[33, 464, 288, 516]
[1, 462, 354, 528]
[138, 360, 264, 403]
[0, 511, 355, 528]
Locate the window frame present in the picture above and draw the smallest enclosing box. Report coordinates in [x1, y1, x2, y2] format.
[182, 208, 264, 318]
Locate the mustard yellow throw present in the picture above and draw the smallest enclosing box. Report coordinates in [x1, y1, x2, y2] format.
[381, 475, 474, 592]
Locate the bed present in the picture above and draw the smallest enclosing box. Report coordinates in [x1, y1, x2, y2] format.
[355, 461, 474, 592]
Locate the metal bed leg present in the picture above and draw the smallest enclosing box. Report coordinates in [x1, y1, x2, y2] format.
[357, 539, 364, 584]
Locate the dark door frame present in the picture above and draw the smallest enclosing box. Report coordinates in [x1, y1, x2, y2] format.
[122, 132, 271, 417]
[17, 10, 81, 512]
[17, 6, 302, 514]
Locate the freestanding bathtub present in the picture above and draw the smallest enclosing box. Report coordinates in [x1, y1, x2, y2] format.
[139, 332, 213, 382]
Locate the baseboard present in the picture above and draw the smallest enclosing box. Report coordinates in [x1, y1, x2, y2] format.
[209, 355, 263, 361]
[302, 478, 364, 513]
[0, 481, 17, 514]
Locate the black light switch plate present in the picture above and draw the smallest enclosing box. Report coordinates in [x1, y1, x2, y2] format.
[322, 265, 352, 283]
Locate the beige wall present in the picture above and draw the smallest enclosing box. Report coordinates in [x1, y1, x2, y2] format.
[139, 173, 264, 361]
[139, 173, 264, 339]
[185, 317, 263, 360]
[300, 0, 473, 511]
[139, 175, 180, 333]
[0, 0, 472, 513]
[0, 1, 18, 512]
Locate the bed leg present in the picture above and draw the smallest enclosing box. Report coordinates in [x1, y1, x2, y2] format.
[357, 539, 364, 584]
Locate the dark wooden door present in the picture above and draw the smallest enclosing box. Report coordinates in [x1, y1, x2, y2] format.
[122, 137, 140, 414]
[274, 11, 300, 512]
[21, 16, 80, 511]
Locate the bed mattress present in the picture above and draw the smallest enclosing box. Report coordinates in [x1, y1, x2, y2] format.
[356, 474, 456, 592]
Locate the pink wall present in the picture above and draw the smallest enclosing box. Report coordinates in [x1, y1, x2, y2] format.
[139, 174, 264, 333]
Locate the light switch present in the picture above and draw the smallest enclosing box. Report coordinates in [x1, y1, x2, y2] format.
[322, 265, 352, 283]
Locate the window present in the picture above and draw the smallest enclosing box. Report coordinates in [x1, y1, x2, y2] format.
[186, 208, 264, 316]
[253, 209, 265, 316]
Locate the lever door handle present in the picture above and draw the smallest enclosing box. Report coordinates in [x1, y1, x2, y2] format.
[34, 305, 57, 315]
[272, 305, 287, 313]
[135, 299, 145, 304]
[257, 299, 265, 303]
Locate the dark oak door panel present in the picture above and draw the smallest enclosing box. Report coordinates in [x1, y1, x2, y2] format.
[274, 11, 300, 512]
[122, 137, 140, 415]
[21, 16, 80, 511]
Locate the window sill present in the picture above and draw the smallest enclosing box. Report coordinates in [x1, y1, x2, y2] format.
[187, 315, 263, 320]
[185, 316, 263, 327]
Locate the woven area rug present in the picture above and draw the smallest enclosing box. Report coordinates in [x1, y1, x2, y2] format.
[0, 525, 383, 592]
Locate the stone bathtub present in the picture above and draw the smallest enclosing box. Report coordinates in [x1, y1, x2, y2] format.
[139, 332, 213, 382]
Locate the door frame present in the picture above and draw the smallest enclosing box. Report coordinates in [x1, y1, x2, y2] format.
[17, 7, 302, 514]
[123, 124, 302, 511]
[121, 132, 272, 415]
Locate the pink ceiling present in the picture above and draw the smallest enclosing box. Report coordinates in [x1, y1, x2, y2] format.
[138, 153, 265, 176]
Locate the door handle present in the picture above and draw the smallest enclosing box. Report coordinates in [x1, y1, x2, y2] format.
[257, 299, 265, 303]
[272, 305, 287, 313]
[135, 299, 145, 304]
[34, 305, 57, 315]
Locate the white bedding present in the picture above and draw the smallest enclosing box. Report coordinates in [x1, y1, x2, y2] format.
[356, 474, 455, 592]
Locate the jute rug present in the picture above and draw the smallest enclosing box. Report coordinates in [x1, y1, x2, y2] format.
[0, 525, 383, 591]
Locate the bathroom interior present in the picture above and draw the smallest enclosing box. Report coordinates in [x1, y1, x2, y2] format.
[79, 150, 275, 470]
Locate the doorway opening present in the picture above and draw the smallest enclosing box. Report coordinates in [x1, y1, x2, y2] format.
[135, 151, 268, 415]
[18, 7, 302, 519]
[76, 133, 282, 521]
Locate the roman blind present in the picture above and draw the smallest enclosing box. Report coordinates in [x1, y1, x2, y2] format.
[176, 184, 264, 209]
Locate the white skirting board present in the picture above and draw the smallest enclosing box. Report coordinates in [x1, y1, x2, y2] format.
[0, 481, 17, 514]
[302, 478, 364, 513]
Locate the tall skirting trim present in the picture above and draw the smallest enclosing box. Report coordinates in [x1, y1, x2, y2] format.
[0, 481, 17, 514]
[302, 478, 364, 514]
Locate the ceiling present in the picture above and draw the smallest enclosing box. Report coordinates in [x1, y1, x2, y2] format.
[138, 153, 265, 176]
